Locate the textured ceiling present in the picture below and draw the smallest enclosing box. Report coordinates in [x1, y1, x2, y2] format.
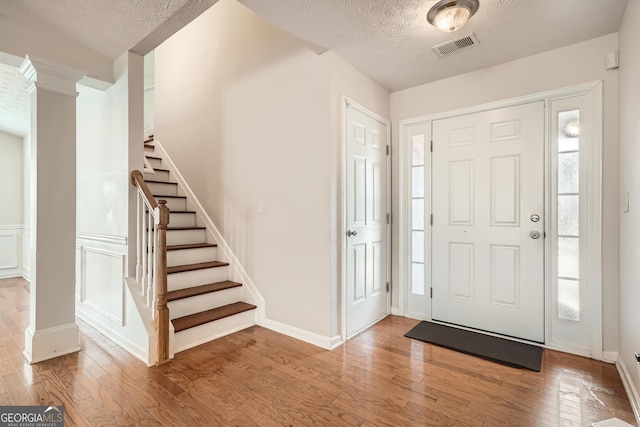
[239, 0, 628, 91]
[6, 0, 216, 59]
[0, 63, 30, 137]
[0, 0, 628, 138]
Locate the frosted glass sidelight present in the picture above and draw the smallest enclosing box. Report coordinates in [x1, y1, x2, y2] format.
[412, 231, 424, 263]
[558, 237, 579, 279]
[558, 110, 580, 152]
[558, 152, 579, 194]
[412, 263, 425, 295]
[412, 166, 424, 198]
[558, 195, 579, 236]
[412, 134, 425, 166]
[412, 199, 424, 230]
[558, 279, 580, 321]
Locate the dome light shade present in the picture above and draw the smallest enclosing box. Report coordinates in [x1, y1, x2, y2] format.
[427, 0, 479, 33]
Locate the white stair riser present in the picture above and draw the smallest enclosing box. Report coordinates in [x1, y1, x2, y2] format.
[173, 310, 255, 353]
[166, 229, 206, 246]
[168, 265, 229, 291]
[146, 157, 163, 169]
[144, 146, 155, 154]
[157, 197, 186, 211]
[167, 246, 218, 267]
[146, 182, 178, 196]
[168, 212, 197, 228]
[168, 286, 242, 319]
[144, 170, 171, 182]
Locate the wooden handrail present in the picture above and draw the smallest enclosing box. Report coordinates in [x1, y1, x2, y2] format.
[130, 170, 171, 365]
[130, 170, 158, 209]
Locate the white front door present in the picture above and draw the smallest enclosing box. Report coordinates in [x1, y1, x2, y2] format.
[432, 102, 545, 342]
[345, 103, 389, 337]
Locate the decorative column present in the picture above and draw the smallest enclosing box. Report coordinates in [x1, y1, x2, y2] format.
[20, 55, 86, 364]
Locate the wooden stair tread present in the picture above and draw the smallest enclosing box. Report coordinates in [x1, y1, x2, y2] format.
[148, 167, 169, 173]
[144, 143, 154, 149]
[167, 261, 229, 274]
[167, 281, 241, 302]
[145, 154, 162, 160]
[144, 179, 177, 185]
[167, 226, 205, 230]
[167, 243, 217, 251]
[154, 194, 186, 199]
[172, 302, 256, 332]
[144, 136, 154, 143]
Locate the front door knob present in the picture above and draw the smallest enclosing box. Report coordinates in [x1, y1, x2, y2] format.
[347, 229, 358, 237]
[530, 230, 541, 239]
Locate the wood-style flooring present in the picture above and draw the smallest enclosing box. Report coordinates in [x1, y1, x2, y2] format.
[0, 277, 636, 426]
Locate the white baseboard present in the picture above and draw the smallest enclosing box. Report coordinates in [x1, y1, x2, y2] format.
[616, 356, 640, 426]
[261, 318, 332, 350]
[603, 351, 619, 364]
[24, 322, 81, 364]
[76, 302, 151, 366]
[330, 335, 344, 350]
[0, 270, 24, 279]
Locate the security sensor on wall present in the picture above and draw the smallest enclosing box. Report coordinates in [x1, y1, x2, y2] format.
[606, 51, 619, 70]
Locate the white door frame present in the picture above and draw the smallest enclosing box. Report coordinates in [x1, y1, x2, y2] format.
[341, 97, 391, 341]
[398, 81, 603, 359]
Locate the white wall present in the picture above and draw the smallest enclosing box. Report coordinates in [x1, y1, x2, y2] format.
[390, 34, 620, 352]
[75, 52, 149, 363]
[618, 0, 640, 404]
[0, 130, 24, 278]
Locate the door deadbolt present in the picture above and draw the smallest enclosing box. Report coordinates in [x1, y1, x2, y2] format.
[530, 214, 540, 223]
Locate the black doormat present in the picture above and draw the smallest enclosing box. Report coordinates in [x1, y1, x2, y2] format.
[404, 321, 543, 372]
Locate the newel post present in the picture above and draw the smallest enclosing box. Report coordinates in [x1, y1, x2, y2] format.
[155, 200, 170, 365]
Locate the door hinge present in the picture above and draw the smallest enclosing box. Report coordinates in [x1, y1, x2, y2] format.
[430, 287, 433, 298]
[386, 145, 390, 156]
[430, 140, 433, 152]
[386, 213, 391, 224]
[386, 282, 390, 293]
[430, 214, 433, 226]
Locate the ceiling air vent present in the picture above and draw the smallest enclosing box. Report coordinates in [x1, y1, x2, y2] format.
[432, 33, 479, 57]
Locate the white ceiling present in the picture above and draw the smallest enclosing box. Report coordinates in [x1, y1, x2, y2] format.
[0, 0, 628, 137]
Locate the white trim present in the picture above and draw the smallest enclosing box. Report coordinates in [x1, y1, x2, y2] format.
[330, 335, 343, 350]
[23, 322, 80, 364]
[76, 232, 127, 245]
[153, 141, 265, 320]
[603, 351, 619, 364]
[616, 356, 640, 426]
[340, 97, 392, 341]
[0, 225, 24, 230]
[261, 317, 333, 350]
[20, 55, 86, 98]
[397, 80, 603, 357]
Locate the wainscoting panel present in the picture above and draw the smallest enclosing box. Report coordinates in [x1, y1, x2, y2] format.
[80, 246, 126, 326]
[0, 226, 23, 278]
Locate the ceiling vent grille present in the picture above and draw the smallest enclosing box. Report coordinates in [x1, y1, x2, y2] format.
[432, 33, 479, 57]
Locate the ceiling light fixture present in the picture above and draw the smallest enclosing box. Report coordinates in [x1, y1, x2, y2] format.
[427, 0, 479, 33]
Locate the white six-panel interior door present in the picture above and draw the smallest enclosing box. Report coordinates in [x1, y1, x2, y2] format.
[431, 102, 545, 342]
[345, 102, 389, 337]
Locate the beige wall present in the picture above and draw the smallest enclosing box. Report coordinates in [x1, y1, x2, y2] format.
[156, 0, 332, 337]
[618, 0, 640, 397]
[390, 33, 620, 352]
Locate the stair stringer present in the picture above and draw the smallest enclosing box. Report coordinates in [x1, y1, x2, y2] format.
[153, 141, 266, 326]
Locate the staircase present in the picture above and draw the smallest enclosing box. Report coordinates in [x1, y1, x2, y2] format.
[142, 137, 256, 355]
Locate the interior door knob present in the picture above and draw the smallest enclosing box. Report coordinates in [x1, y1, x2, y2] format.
[347, 229, 358, 237]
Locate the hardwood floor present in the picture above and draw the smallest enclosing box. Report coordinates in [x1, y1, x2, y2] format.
[0, 277, 636, 426]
